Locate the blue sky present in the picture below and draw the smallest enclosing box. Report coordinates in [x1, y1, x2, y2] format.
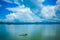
[0, 0, 60, 22]
[42, 0, 57, 5]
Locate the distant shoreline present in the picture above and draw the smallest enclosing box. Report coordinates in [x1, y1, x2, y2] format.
[0, 22, 60, 25]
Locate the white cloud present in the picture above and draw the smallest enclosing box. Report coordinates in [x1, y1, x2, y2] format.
[40, 5, 56, 19]
[4, 0, 20, 5]
[6, 13, 16, 21]
[30, 0, 57, 20]
[1, 0, 60, 22]
[4, 0, 13, 3]
[56, 0, 60, 10]
[56, 0, 60, 4]
[33, 0, 59, 20]
[55, 0, 60, 19]
[6, 5, 42, 22]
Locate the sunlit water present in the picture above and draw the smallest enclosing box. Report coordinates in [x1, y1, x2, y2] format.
[0, 24, 60, 40]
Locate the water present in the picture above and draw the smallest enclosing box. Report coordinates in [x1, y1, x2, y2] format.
[0, 24, 60, 40]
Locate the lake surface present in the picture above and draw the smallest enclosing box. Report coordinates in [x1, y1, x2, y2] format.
[0, 24, 60, 40]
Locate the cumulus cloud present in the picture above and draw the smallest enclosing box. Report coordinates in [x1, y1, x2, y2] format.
[6, 13, 16, 21]
[30, 0, 57, 19]
[56, 0, 60, 10]
[41, 6, 56, 19]
[0, 0, 60, 22]
[5, 4, 59, 22]
[34, 0, 60, 21]
[5, 5, 42, 22]
[56, 0, 60, 4]
[55, 0, 60, 19]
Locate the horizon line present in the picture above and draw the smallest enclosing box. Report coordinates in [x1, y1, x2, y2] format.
[0, 22, 60, 25]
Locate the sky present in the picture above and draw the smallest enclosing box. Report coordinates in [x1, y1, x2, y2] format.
[0, 0, 60, 22]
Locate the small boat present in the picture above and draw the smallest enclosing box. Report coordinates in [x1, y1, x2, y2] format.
[19, 33, 28, 36]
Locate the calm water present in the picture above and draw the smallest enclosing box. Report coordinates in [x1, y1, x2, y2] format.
[0, 24, 60, 40]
